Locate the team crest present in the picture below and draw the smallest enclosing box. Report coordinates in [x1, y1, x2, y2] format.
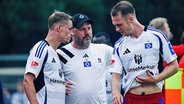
[144, 42, 152, 49]
[83, 59, 92, 67]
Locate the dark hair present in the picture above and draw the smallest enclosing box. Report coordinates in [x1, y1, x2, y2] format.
[110, 1, 135, 17]
[93, 32, 111, 45]
[48, 10, 72, 29]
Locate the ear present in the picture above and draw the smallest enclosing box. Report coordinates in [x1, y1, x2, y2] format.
[128, 15, 134, 23]
[56, 24, 62, 32]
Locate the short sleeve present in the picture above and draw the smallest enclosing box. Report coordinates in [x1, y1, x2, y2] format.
[25, 41, 48, 78]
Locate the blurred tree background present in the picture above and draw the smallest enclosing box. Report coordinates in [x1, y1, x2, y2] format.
[0, 0, 184, 54]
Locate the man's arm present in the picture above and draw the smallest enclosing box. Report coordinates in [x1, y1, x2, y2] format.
[156, 59, 178, 82]
[136, 59, 178, 84]
[111, 73, 123, 104]
[23, 73, 39, 104]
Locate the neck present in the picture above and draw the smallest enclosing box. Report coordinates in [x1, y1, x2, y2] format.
[45, 33, 61, 50]
[130, 22, 145, 38]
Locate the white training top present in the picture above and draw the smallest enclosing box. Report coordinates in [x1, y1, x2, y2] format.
[110, 26, 177, 96]
[25, 40, 66, 104]
[57, 43, 113, 104]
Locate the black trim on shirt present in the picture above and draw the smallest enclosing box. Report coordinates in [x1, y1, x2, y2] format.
[43, 40, 49, 46]
[144, 26, 147, 31]
[34, 50, 48, 93]
[60, 48, 74, 58]
[57, 53, 68, 64]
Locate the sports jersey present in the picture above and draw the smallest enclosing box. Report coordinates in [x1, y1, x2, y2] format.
[57, 43, 113, 104]
[25, 40, 66, 104]
[110, 26, 177, 96]
[106, 71, 112, 104]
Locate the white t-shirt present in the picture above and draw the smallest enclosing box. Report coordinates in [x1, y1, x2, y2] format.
[25, 40, 66, 104]
[106, 71, 112, 104]
[110, 26, 177, 95]
[57, 43, 113, 104]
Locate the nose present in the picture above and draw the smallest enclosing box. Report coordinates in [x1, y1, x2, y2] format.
[70, 30, 74, 37]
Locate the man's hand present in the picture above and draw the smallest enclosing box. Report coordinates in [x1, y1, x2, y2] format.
[136, 70, 156, 84]
[112, 91, 124, 104]
[65, 81, 72, 95]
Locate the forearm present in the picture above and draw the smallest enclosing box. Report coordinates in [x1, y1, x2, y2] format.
[111, 73, 121, 96]
[155, 59, 178, 82]
[24, 74, 39, 104]
[111, 73, 124, 104]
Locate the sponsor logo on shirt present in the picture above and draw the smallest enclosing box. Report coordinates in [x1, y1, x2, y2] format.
[50, 78, 65, 85]
[128, 65, 155, 72]
[31, 61, 39, 67]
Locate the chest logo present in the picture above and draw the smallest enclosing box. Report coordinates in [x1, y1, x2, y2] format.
[134, 54, 142, 64]
[58, 68, 63, 78]
[51, 58, 56, 63]
[83, 54, 89, 58]
[144, 42, 152, 49]
[83, 59, 92, 67]
[123, 48, 131, 55]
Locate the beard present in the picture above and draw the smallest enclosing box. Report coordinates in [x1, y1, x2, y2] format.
[75, 36, 91, 48]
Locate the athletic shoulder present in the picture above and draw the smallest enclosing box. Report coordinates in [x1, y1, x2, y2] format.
[147, 26, 169, 42]
[29, 40, 49, 59]
[113, 36, 125, 49]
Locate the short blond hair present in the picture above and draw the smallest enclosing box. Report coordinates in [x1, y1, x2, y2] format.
[48, 10, 72, 29]
[149, 17, 167, 30]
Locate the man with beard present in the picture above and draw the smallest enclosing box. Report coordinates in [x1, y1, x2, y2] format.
[57, 13, 113, 104]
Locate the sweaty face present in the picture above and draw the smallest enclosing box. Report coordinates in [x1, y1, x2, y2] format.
[111, 13, 133, 36]
[72, 22, 93, 48]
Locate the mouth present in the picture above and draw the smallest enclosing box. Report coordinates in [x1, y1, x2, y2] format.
[66, 37, 71, 42]
[84, 36, 91, 40]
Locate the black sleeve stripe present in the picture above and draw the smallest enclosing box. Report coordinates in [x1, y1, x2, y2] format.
[34, 50, 48, 93]
[60, 48, 74, 58]
[57, 53, 68, 64]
